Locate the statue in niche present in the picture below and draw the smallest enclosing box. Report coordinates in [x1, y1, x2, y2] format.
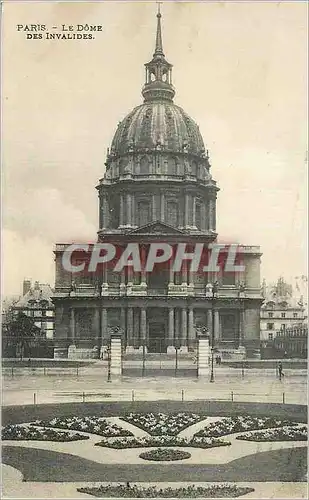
[184, 157, 191, 175]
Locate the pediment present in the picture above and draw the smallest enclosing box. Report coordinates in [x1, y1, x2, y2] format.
[129, 221, 185, 235]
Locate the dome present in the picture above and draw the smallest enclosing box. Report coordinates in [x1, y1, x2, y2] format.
[110, 101, 205, 157]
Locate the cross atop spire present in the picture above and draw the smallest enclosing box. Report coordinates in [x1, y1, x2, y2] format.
[154, 2, 164, 56]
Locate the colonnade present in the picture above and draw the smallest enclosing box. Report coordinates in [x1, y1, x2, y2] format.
[99, 191, 216, 231]
[68, 305, 225, 351]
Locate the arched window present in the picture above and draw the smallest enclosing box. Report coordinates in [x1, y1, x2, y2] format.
[140, 156, 149, 175]
[167, 201, 178, 227]
[169, 158, 177, 175]
[138, 200, 150, 227]
[195, 202, 202, 229]
[191, 161, 197, 176]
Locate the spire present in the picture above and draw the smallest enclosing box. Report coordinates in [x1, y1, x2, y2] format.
[154, 4, 164, 57]
[142, 6, 175, 103]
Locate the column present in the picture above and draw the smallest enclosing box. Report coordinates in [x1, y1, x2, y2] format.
[188, 307, 195, 349]
[184, 193, 189, 227]
[101, 264, 108, 295]
[207, 308, 213, 334]
[131, 194, 136, 227]
[139, 307, 147, 352]
[127, 265, 133, 286]
[101, 307, 108, 347]
[70, 308, 75, 344]
[101, 193, 110, 229]
[126, 307, 134, 351]
[214, 309, 220, 341]
[169, 264, 174, 288]
[120, 267, 126, 295]
[175, 309, 180, 345]
[127, 193, 132, 227]
[187, 249, 194, 294]
[181, 260, 187, 286]
[181, 308, 188, 349]
[120, 307, 126, 336]
[167, 307, 174, 350]
[119, 193, 124, 227]
[152, 194, 156, 220]
[140, 246, 147, 287]
[201, 203, 207, 231]
[213, 200, 216, 231]
[208, 199, 212, 230]
[188, 263, 194, 287]
[99, 195, 103, 229]
[209, 199, 216, 231]
[68, 308, 76, 359]
[193, 197, 196, 227]
[160, 192, 165, 221]
[239, 305, 245, 347]
[94, 308, 100, 353]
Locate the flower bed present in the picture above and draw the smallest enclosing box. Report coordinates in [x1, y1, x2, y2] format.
[2, 424, 89, 442]
[139, 448, 191, 461]
[31, 416, 133, 437]
[194, 416, 298, 438]
[77, 483, 255, 498]
[120, 412, 205, 436]
[237, 425, 308, 442]
[95, 435, 230, 449]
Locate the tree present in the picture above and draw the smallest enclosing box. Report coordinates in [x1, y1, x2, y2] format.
[4, 312, 41, 360]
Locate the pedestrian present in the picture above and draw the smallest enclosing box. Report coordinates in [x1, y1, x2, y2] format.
[218, 355, 222, 365]
[278, 361, 284, 380]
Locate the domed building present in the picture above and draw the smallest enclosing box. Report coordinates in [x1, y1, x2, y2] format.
[97, 11, 217, 236]
[53, 11, 263, 362]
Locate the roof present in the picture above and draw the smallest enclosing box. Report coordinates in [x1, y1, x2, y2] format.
[15, 283, 54, 309]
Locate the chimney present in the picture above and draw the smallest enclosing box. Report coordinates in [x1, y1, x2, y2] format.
[23, 279, 31, 296]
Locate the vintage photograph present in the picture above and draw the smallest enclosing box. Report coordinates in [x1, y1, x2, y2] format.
[1, 1, 308, 499]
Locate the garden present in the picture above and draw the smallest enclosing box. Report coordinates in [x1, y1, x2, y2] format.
[237, 425, 307, 442]
[2, 424, 89, 442]
[120, 412, 205, 436]
[77, 483, 255, 498]
[31, 416, 133, 437]
[2, 413, 306, 452]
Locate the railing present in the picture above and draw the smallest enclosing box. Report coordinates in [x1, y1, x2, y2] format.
[2, 387, 306, 407]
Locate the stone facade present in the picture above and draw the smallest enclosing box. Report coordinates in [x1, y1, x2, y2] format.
[260, 277, 307, 344]
[53, 12, 263, 360]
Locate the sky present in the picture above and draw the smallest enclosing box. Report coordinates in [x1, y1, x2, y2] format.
[2, 1, 308, 297]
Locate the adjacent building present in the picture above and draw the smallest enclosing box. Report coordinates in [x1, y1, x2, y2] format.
[13, 279, 55, 339]
[274, 324, 307, 359]
[260, 277, 307, 344]
[53, 12, 263, 360]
